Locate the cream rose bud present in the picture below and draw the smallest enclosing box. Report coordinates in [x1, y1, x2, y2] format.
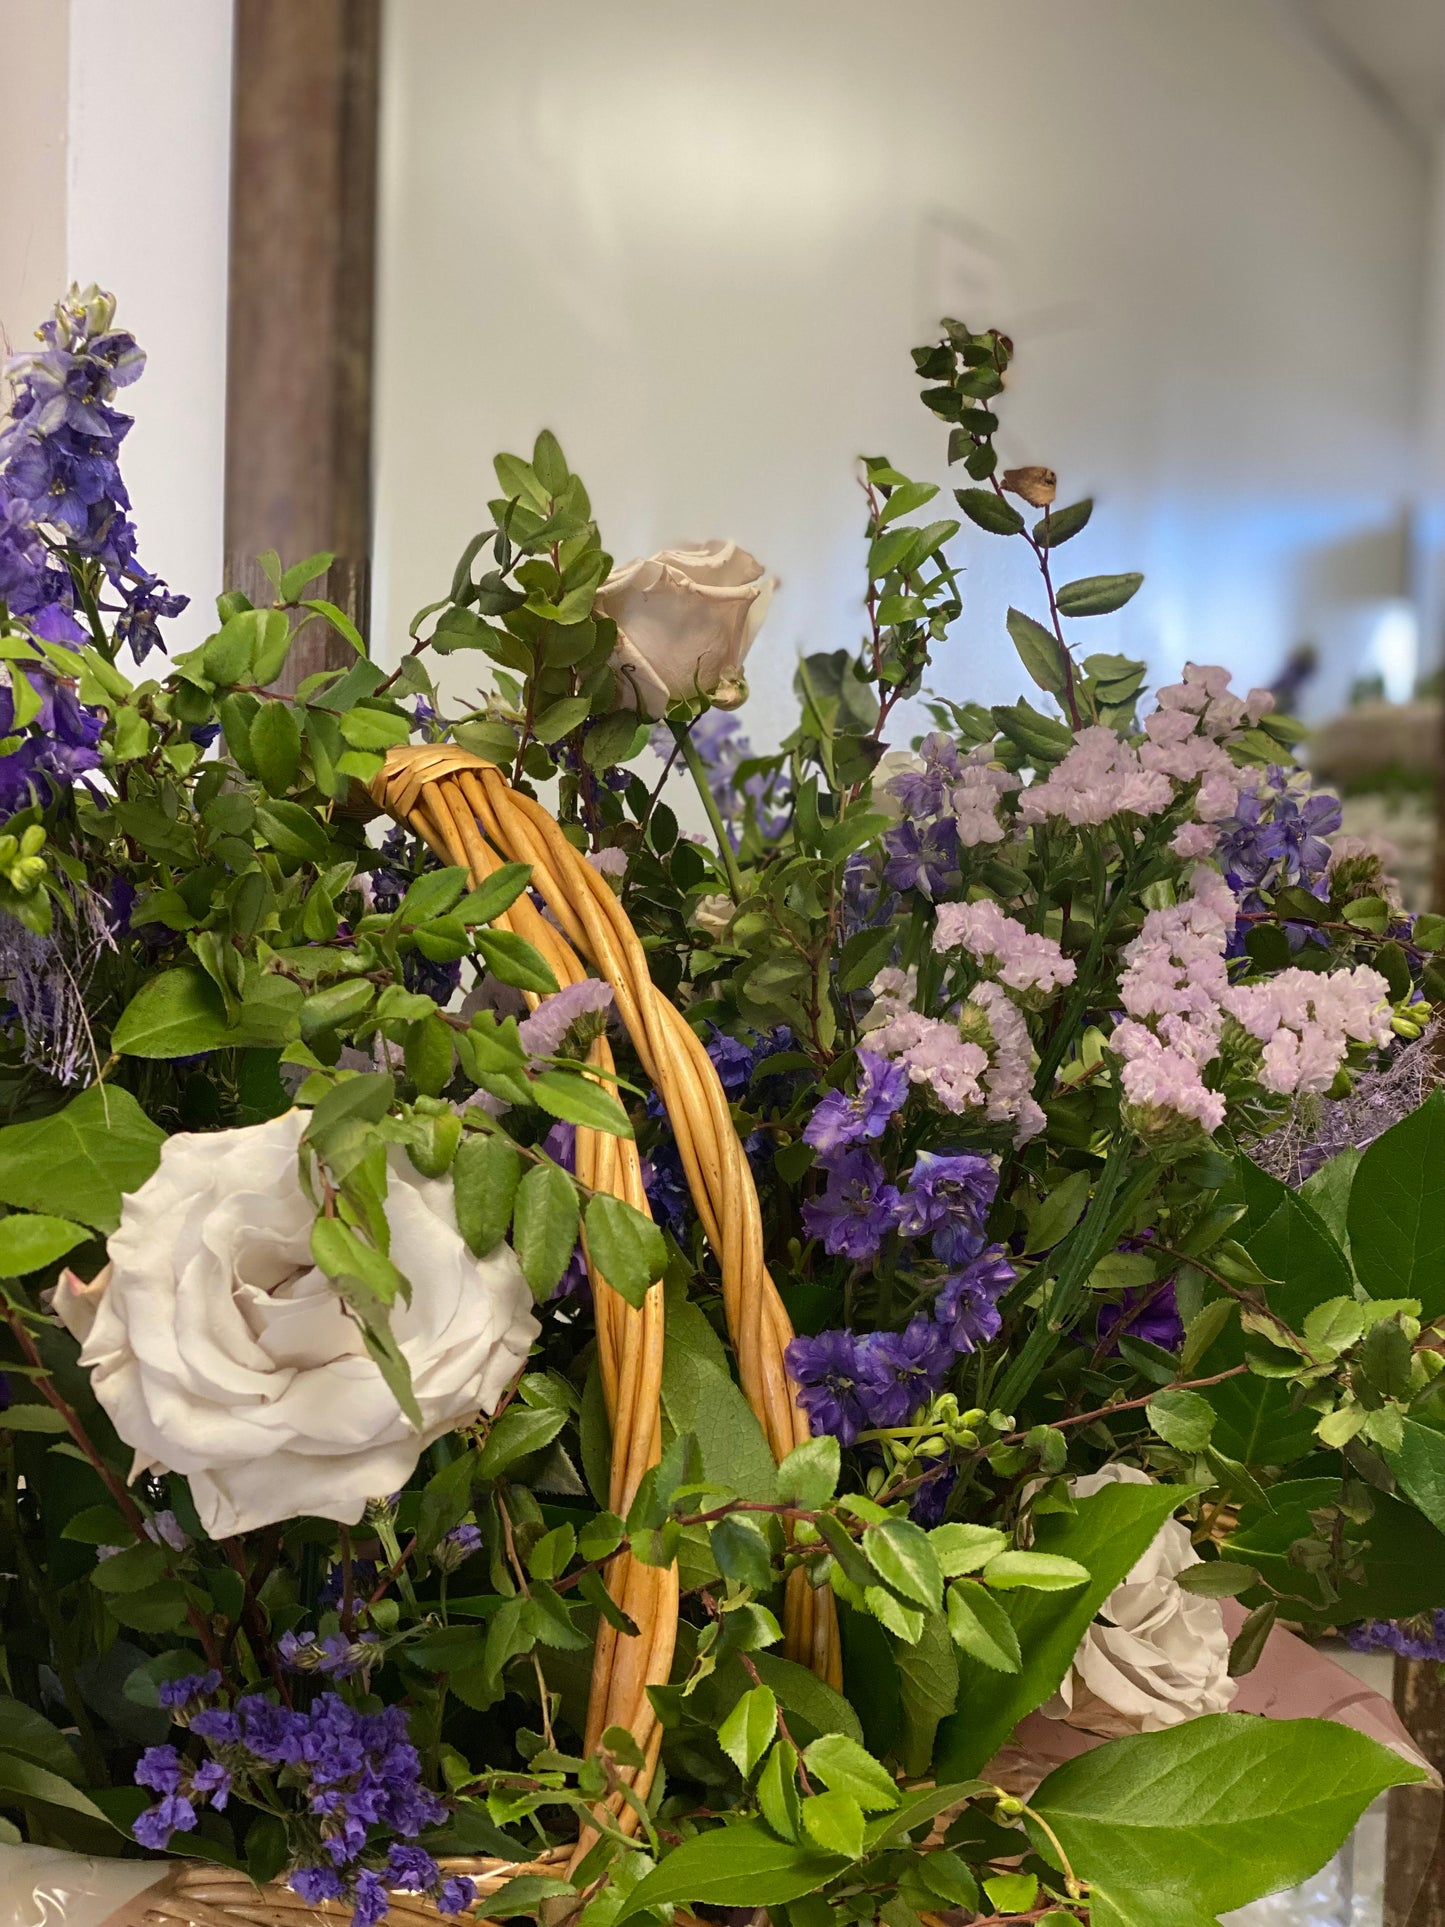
[55, 1110, 538, 1540]
[597, 539, 775, 720]
[1045, 1464, 1236, 1736]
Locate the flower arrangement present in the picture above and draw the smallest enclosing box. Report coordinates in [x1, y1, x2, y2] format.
[0, 287, 1443, 1927]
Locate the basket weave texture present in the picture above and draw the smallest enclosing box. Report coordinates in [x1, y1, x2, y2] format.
[127, 745, 837, 1925]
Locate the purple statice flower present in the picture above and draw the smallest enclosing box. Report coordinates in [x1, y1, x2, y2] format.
[189, 1706, 241, 1746]
[933, 1247, 1015, 1352]
[133, 1792, 196, 1850]
[439, 1876, 480, 1915]
[278, 1630, 381, 1679]
[291, 1865, 347, 1905]
[1347, 1612, 1445, 1662]
[517, 978, 613, 1058]
[881, 816, 959, 901]
[385, 1844, 442, 1891]
[351, 1871, 391, 1927]
[135, 1745, 185, 1794]
[897, 1150, 998, 1264]
[432, 1520, 484, 1571]
[801, 1147, 902, 1261]
[803, 1049, 908, 1155]
[1097, 1283, 1184, 1355]
[157, 1670, 221, 1712]
[190, 1760, 230, 1811]
[856, 1316, 954, 1427]
[786, 1327, 871, 1445]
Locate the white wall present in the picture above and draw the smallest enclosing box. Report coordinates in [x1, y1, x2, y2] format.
[374, 0, 1429, 744]
[0, 0, 233, 656]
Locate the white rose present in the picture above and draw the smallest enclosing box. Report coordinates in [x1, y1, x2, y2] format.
[689, 892, 735, 939]
[597, 539, 776, 719]
[54, 1110, 538, 1539]
[1045, 1464, 1236, 1735]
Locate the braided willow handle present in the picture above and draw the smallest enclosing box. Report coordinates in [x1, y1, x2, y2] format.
[370, 748, 841, 1769]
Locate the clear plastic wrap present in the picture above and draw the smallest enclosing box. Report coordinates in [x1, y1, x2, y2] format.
[0, 1848, 168, 1927]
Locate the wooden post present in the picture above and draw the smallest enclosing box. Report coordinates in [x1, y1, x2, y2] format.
[223, 0, 380, 688]
[1387, 1658, 1445, 1924]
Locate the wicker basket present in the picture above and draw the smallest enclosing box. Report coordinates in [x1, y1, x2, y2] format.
[125, 745, 837, 1924]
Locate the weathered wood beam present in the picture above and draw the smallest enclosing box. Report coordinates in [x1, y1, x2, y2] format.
[223, 0, 380, 688]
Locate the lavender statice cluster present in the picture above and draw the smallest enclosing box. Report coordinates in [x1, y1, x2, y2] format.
[0, 877, 113, 1084]
[652, 711, 788, 845]
[0, 285, 185, 660]
[134, 1681, 474, 1926]
[1346, 1612, 1445, 1664]
[787, 1078, 1016, 1447]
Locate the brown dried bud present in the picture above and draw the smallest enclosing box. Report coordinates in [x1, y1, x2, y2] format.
[1001, 465, 1057, 508]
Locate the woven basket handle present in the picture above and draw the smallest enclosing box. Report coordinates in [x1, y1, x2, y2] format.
[370, 746, 840, 1822]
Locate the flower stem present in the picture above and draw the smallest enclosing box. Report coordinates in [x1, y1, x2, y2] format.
[671, 719, 746, 901]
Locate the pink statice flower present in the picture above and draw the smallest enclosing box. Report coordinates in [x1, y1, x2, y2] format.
[932, 898, 1075, 999]
[1138, 663, 1274, 824]
[949, 749, 1018, 847]
[1224, 966, 1392, 1095]
[1018, 725, 1172, 828]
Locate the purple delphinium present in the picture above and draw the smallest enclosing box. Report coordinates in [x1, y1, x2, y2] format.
[933, 1247, 1014, 1352]
[0, 671, 104, 813]
[0, 287, 186, 658]
[1097, 1283, 1184, 1355]
[911, 1464, 958, 1527]
[885, 734, 965, 819]
[856, 1317, 954, 1427]
[801, 1147, 902, 1261]
[653, 711, 789, 845]
[642, 1139, 691, 1231]
[803, 1049, 908, 1154]
[881, 817, 959, 901]
[897, 1150, 998, 1264]
[785, 1328, 872, 1445]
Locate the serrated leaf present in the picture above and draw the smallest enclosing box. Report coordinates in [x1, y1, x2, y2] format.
[453, 1134, 523, 1257]
[930, 1522, 1009, 1577]
[583, 1193, 664, 1310]
[1145, 1388, 1215, 1453]
[801, 1788, 865, 1858]
[513, 1161, 580, 1300]
[1054, 572, 1144, 617]
[947, 1578, 1022, 1672]
[981, 1551, 1089, 1591]
[776, 1435, 840, 1510]
[719, 1684, 777, 1778]
[866, 1518, 943, 1613]
[801, 1733, 898, 1811]
[0, 1213, 88, 1277]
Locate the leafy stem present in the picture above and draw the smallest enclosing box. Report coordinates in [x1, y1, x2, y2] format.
[672, 718, 746, 901]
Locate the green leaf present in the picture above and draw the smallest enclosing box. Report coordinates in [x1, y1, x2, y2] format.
[776, 1435, 840, 1510]
[90, 1543, 169, 1594]
[0, 1749, 118, 1827]
[1029, 1714, 1423, 1924]
[0, 1699, 82, 1784]
[1385, 1417, 1445, 1537]
[0, 1406, 70, 1434]
[614, 1818, 846, 1920]
[866, 1518, 943, 1613]
[530, 1070, 633, 1138]
[947, 1577, 1023, 1673]
[662, 1288, 778, 1501]
[1145, 1388, 1216, 1452]
[583, 1194, 664, 1310]
[758, 1739, 801, 1841]
[111, 968, 231, 1058]
[930, 1523, 1008, 1576]
[1224, 1477, 1445, 1623]
[250, 700, 302, 796]
[255, 798, 332, 864]
[299, 597, 366, 656]
[955, 488, 1024, 536]
[474, 928, 559, 995]
[1348, 1090, 1445, 1318]
[1034, 498, 1093, 548]
[935, 1480, 1188, 1779]
[1006, 607, 1070, 700]
[0, 1085, 163, 1232]
[893, 1610, 958, 1777]
[752, 1652, 866, 1749]
[1053, 572, 1144, 617]
[0, 1213, 87, 1276]
[455, 863, 533, 927]
[476, 1401, 567, 1480]
[719, 1683, 778, 1778]
[512, 1161, 580, 1300]
[984, 1873, 1038, 1916]
[453, 1135, 523, 1256]
[802, 1733, 898, 1812]
[533, 695, 592, 745]
[981, 1551, 1089, 1591]
[416, 1453, 475, 1556]
[801, 1789, 865, 1858]
[1231, 1154, 1355, 1329]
